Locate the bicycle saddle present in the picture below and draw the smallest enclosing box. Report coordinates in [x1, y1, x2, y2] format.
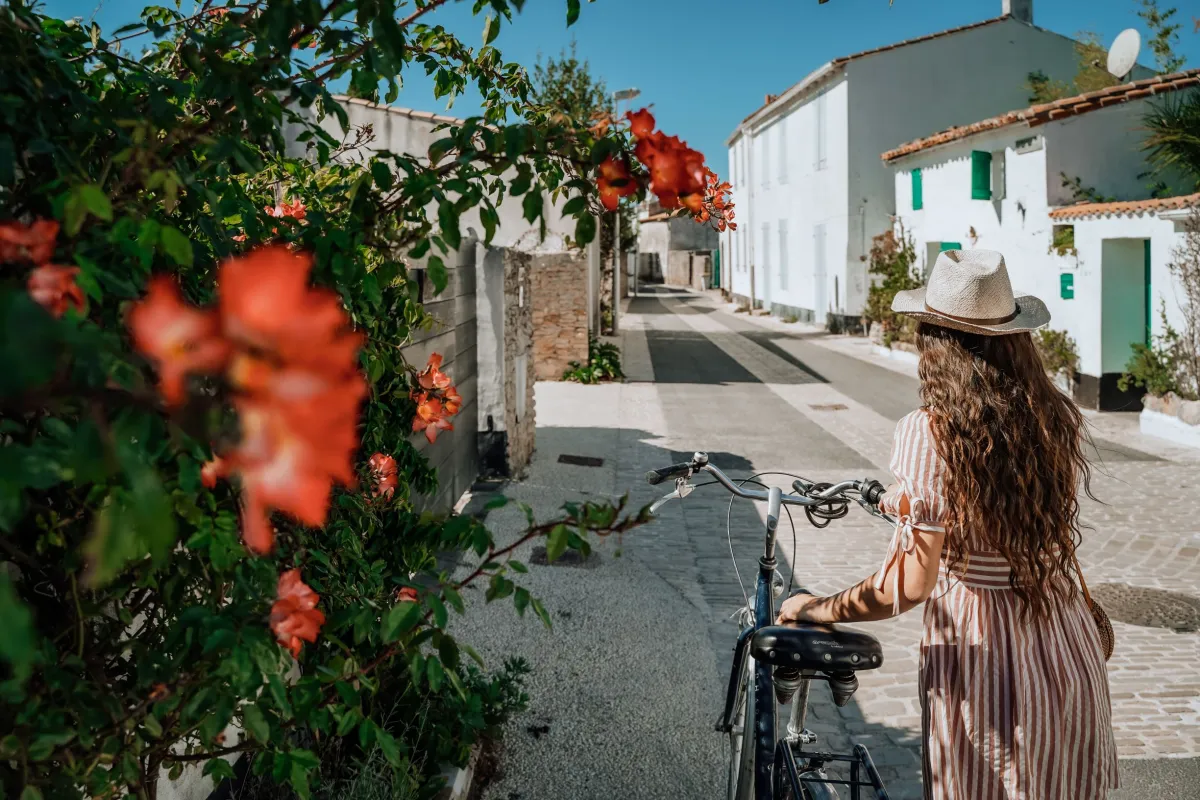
[750, 622, 883, 672]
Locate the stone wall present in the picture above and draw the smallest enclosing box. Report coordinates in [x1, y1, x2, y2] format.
[530, 250, 589, 381]
[503, 250, 536, 476]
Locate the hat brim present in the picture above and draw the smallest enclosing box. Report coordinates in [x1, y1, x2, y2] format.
[891, 287, 1050, 335]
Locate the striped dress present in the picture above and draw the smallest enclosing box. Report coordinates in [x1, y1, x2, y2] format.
[878, 410, 1119, 800]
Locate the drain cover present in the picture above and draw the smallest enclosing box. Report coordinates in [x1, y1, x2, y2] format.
[558, 454, 604, 467]
[809, 403, 848, 411]
[1089, 583, 1200, 633]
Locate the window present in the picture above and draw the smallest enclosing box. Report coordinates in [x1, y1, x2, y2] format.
[971, 150, 992, 200]
[778, 120, 788, 185]
[911, 168, 923, 210]
[778, 221, 789, 290]
[815, 92, 827, 171]
[762, 222, 771, 280]
[760, 135, 769, 187]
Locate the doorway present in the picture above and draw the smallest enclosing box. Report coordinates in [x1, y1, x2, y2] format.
[813, 222, 827, 324]
[1099, 238, 1150, 410]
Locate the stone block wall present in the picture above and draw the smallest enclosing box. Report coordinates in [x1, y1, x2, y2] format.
[666, 250, 692, 287]
[503, 249, 535, 477]
[530, 250, 589, 381]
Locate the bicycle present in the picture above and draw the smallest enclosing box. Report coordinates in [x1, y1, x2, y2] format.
[646, 452, 895, 800]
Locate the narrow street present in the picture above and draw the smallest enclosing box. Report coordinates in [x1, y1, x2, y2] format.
[455, 286, 1200, 800]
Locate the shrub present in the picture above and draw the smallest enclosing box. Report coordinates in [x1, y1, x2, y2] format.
[1033, 328, 1080, 381]
[1119, 315, 1200, 401]
[0, 3, 734, 799]
[863, 223, 921, 346]
[563, 338, 624, 383]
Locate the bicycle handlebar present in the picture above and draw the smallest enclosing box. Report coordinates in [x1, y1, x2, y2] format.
[645, 452, 887, 510]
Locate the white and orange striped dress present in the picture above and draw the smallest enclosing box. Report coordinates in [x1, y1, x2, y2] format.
[878, 410, 1119, 800]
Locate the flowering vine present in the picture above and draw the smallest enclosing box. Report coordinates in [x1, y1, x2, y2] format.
[411, 353, 462, 444]
[2, 219, 87, 318]
[128, 245, 366, 555]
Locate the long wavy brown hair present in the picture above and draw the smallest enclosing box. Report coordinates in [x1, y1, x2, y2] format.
[915, 322, 1094, 620]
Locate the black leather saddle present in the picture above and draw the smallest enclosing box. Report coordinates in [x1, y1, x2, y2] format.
[750, 622, 883, 672]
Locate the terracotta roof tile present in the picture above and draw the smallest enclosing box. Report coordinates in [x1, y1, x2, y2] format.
[883, 69, 1200, 162]
[734, 16, 1010, 130]
[1047, 193, 1200, 220]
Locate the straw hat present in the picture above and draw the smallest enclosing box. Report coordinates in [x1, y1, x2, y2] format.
[891, 249, 1050, 335]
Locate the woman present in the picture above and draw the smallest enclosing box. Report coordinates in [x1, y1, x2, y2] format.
[778, 249, 1118, 799]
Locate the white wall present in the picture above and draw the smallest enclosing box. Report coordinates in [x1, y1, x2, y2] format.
[737, 74, 850, 318]
[847, 17, 1079, 316]
[1072, 214, 1190, 377]
[1045, 102, 1194, 206]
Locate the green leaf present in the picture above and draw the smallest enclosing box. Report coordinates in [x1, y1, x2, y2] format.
[427, 255, 448, 296]
[545, 524, 569, 563]
[531, 597, 553, 629]
[566, 0, 581, 25]
[203, 758, 237, 782]
[370, 161, 394, 191]
[561, 196, 586, 216]
[159, 227, 194, 267]
[64, 184, 113, 236]
[575, 213, 597, 247]
[426, 656, 444, 691]
[514, 587, 531, 617]
[438, 201, 461, 250]
[375, 726, 402, 767]
[142, 715, 163, 739]
[242, 704, 270, 743]
[20, 787, 44, 800]
[522, 191, 543, 224]
[383, 602, 422, 641]
[0, 572, 37, 685]
[482, 13, 500, 45]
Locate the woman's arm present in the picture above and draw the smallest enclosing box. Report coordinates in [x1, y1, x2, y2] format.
[777, 492, 945, 624]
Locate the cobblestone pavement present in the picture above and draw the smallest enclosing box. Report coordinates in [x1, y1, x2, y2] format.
[474, 285, 1200, 799]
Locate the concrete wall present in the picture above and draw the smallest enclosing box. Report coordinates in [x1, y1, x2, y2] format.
[530, 250, 589, 380]
[315, 97, 576, 249]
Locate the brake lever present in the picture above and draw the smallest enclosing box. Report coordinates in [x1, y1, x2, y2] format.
[649, 476, 695, 515]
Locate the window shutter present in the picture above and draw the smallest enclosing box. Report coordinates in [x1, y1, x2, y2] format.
[940, 241, 962, 252]
[911, 169, 923, 210]
[971, 151, 992, 200]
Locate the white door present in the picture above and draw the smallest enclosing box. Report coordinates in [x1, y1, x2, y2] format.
[813, 223, 827, 324]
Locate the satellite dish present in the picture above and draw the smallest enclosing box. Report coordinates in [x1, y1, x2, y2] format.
[1107, 28, 1141, 81]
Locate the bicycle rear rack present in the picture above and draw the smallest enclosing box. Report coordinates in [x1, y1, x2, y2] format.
[775, 742, 890, 800]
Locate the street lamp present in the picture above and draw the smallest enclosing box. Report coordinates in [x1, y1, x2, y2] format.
[610, 87, 640, 334]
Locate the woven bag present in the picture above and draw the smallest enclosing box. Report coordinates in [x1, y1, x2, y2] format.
[1072, 552, 1114, 661]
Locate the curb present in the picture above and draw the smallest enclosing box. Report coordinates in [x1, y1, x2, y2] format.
[1140, 408, 1200, 450]
[434, 743, 480, 800]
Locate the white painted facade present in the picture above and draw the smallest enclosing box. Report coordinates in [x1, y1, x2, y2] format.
[889, 99, 1194, 402]
[723, 13, 1110, 324]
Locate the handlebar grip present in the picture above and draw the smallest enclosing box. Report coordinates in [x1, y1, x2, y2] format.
[645, 462, 693, 486]
[861, 479, 886, 508]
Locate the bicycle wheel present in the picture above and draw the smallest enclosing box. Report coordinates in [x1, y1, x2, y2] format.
[727, 652, 755, 800]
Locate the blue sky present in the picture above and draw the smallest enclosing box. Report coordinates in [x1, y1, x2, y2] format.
[40, 0, 1199, 171]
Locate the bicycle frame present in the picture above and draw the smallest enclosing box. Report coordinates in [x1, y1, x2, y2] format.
[712, 482, 890, 800]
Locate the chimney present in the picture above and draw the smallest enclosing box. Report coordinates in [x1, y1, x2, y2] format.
[1002, 0, 1032, 23]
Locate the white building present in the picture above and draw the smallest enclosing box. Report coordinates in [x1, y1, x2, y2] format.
[720, 0, 1153, 328]
[885, 69, 1199, 409]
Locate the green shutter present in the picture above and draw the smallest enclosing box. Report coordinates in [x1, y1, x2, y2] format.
[940, 241, 962, 251]
[911, 168, 923, 210]
[1144, 239, 1152, 345]
[971, 150, 992, 200]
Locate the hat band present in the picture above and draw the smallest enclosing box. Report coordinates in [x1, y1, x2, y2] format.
[923, 302, 1018, 326]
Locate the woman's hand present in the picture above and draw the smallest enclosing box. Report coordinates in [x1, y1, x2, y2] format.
[777, 592, 822, 625]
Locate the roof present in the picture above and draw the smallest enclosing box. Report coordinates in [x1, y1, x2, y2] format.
[730, 15, 1011, 138]
[883, 68, 1200, 163]
[1048, 193, 1200, 220]
[334, 95, 463, 126]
